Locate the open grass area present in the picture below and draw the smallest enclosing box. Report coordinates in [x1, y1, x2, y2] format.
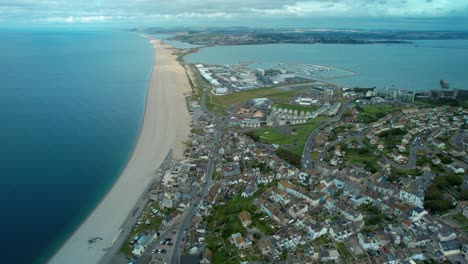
[337, 242, 353, 261]
[313, 236, 332, 246]
[412, 100, 435, 108]
[393, 167, 423, 176]
[360, 104, 405, 114]
[356, 104, 405, 123]
[342, 148, 379, 173]
[247, 121, 322, 155]
[120, 201, 163, 256]
[311, 151, 321, 160]
[452, 214, 468, 230]
[209, 85, 313, 108]
[413, 98, 468, 109]
[344, 148, 376, 163]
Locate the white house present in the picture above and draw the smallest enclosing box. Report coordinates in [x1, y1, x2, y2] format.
[399, 189, 424, 208]
[358, 233, 379, 250]
[230, 233, 252, 249]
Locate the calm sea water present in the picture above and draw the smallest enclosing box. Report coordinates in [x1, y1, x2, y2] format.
[149, 33, 201, 49]
[0, 30, 153, 263]
[186, 40, 468, 91]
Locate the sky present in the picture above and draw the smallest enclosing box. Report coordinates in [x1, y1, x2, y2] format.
[1, 0, 468, 30]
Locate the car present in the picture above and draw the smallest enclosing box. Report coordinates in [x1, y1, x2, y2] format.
[160, 241, 165, 245]
[168, 242, 173, 246]
[152, 249, 156, 254]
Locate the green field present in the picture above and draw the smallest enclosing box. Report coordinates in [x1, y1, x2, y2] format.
[208, 85, 313, 109]
[360, 104, 405, 113]
[313, 236, 332, 246]
[311, 151, 321, 159]
[412, 98, 468, 109]
[274, 103, 320, 113]
[452, 214, 468, 231]
[357, 104, 405, 123]
[342, 148, 379, 173]
[246, 121, 322, 155]
[337, 242, 353, 260]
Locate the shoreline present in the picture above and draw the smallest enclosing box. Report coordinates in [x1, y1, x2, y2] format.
[49, 36, 191, 264]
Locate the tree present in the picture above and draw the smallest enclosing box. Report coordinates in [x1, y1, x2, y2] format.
[446, 174, 462, 186]
[440, 156, 453, 164]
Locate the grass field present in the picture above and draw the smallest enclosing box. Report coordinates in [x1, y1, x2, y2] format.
[209, 85, 313, 109]
[247, 121, 322, 155]
[342, 148, 379, 173]
[313, 236, 332, 246]
[344, 148, 376, 163]
[337, 242, 353, 260]
[452, 214, 468, 231]
[357, 104, 405, 123]
[360, 105, 403, 113]
[311, 151, 321, 159]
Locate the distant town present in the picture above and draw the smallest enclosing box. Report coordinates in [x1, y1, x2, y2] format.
[144, 28, 468, 46]
[117, 32, 468, 264]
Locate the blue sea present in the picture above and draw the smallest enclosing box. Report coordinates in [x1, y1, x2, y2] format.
[185, 40, 468, 91]
[0, 30, 153, 263]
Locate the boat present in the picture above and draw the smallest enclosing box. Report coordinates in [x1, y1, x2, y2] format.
[440, 79, 449, 89]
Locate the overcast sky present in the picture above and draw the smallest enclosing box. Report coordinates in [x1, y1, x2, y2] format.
[1, 0, 468, 29]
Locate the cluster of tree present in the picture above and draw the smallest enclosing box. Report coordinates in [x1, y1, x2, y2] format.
[424, 175, 463, 213]
[264, 69, 282, 77]
[276, 148, 301, 168]
[244, 130, 260, 142]
[379, 128, 406, 138]
[360, 204, 389, 226]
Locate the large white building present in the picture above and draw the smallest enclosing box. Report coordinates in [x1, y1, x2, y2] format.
[399, 189, 424, 208]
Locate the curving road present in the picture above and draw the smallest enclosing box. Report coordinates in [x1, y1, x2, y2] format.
[301, 100, 352, 170]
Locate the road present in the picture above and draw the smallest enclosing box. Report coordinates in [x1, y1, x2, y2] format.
[168, 123, 222, 264]
[167, 78, 224, 264]
[301, 100, 352, 170]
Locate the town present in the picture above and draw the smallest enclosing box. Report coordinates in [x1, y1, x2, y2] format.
[116, 50, 468, 264]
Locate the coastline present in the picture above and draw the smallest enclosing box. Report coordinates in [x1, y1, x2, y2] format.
[49, 36, 191, 264]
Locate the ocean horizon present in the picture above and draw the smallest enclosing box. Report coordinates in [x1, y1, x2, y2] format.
[0, 30, 153, 263]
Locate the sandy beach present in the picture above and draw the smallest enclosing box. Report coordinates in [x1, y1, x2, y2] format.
[49, 36, 191, 264]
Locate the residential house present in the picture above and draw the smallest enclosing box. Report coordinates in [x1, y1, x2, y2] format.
[162, 211, 181, 226]
[132, 231, 157, 256]
[239, 211, 252, 227]
[257, 238, 274, 255]
[399, 186, 424, 208]
[287, 203, 308, 219]
[200, 248, 212, 264]
[358, 233, 379, 250]
[438, 225, 458, 242]
[230, 233, 252, 249]
[439, 240, 461, 256]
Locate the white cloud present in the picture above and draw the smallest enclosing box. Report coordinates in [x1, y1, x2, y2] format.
[33, 16, 113, 23]
[0, 0, 467, 27]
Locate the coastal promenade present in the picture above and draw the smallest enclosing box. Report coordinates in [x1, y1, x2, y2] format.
[49, 37, 191, 264]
